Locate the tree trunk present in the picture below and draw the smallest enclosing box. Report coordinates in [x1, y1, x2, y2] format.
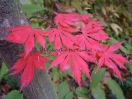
[0, 0, 58, 99]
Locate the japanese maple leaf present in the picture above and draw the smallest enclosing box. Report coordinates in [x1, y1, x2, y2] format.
[59, 24, 79, 33]
[80, 14, 91, 24]
[95, 42, 129, 80]
[75, 20, 109, 50]
[81, 20, 109, 41]
[53, 11, 79, 27]
[75, 33, 98, 50]
[10, 51, 48, 90]
[47, 26, 77, 50]
[49, 46, 92, 86]
[4, 25, 46, 55]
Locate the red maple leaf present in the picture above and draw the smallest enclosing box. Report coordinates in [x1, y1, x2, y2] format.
[95, 42, 129, 80]
[80, 14, 91, 24]
[47, 25, 77, 50]
[81, 21, 109, 41]
[53, 11, 80, 27]
[75, 33, 98, 50]
[75, 20, 109, 50]
[4, 25, 46, 55]
[10, 51, 49, 90]
[49, 45, 92, 86]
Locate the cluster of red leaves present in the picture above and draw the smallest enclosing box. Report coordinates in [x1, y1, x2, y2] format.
[4, 11, 129, 90]
[4, 25, 48, 90]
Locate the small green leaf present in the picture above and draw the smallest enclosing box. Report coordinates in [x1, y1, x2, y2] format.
[76, 87, 88, 94]
[4, 90, 23, 99]
[75, 87, 88, 98]
[90, 68, 106, 88]
[22, 4, 44, 13]
[91, 86, 106, 99]
[106, 79, 125, 99]
[58, 81, 70, 99]
[65, 92, 73, 99]
[0, 62, 8, 79]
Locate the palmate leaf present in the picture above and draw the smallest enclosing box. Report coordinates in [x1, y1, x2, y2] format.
[10, 51, 48, 90]
[82, 21, 109, 41]
[95, 42, 129, 80]
[106, 79, 125, 99]
[49, 46, 91, 86]
[46, 26, 77, 50]
[53, 11, 79, 27]
[4, 25, 46, 55]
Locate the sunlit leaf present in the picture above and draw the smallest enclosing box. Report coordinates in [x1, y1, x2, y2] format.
[102, 6, 106, 16]
[110, 23, 123, 36]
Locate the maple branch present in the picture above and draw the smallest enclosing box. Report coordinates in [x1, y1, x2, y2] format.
[0, 0, 58, 99]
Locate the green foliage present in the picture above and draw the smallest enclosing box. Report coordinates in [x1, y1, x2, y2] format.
[90, 68, 106, 99]
[126, 64, 132, 74]
[58, 81, 70, 99]
[90, 68, 106, 88]
[0, 62, 8, 79]
[4, 76, 19, 89]
[119, 77, 132, 92]
[22, 4, 44, 13]
[65, 92, 73, 99]
[106, 79, 125, 99]
[91, 86, 106, 99]
[4, 90, 23, 99]
[75, 87, 88, 98]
